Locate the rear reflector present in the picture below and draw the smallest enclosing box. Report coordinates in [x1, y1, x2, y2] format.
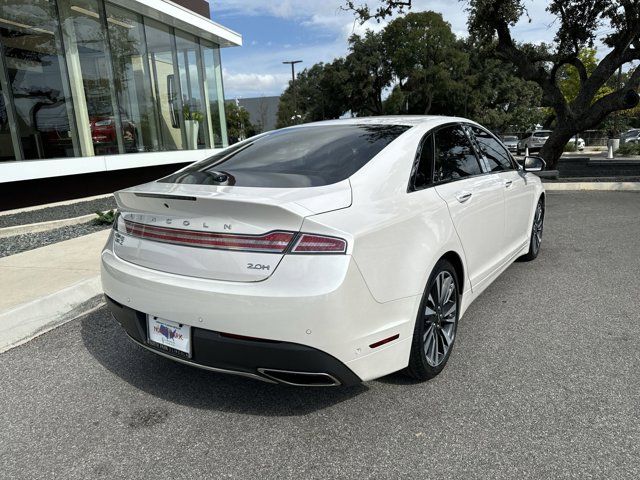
[369, 334, 400, 349]
[219, 332, 280, 343]
[291, 234, 347, 254]
[123, 220, 295, 253]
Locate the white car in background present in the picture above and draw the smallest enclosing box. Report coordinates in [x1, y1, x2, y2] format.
[566, 136, 585, 151]
[101, 116, 546, 386]
[621, 129, 640, 144]
[517, 130, 552, 155]
[501, 135, 519, 153]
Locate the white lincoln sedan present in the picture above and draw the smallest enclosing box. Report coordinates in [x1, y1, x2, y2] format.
[101, 116, 545, 386]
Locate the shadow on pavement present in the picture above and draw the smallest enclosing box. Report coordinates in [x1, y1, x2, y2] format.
[80, 309, 367, 416]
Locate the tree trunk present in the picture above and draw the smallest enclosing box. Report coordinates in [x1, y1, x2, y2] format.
[539, 128, 575, 169]
[423, 91, 433, 115]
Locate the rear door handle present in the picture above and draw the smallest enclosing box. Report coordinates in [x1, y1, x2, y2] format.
[505, 180, 513, 188]
[455, 191, 472, 203]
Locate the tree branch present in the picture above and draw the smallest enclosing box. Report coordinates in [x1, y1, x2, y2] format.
[576, 20, 640, 108]
[580, 65, 640, 127]
[549, 55, 588, 86]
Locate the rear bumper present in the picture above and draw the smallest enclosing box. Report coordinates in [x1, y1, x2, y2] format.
[105, 295, 362, 386]
[101, 235, 419, 383]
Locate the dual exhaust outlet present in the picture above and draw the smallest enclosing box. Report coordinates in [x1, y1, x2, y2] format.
[257, 368, 341, 387]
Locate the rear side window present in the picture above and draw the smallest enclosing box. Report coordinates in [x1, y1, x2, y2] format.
[411, 133, 434, 190]
[434, 125, 483, 182]
[160, 124, 409, 188]
[471, 127, 514, 172]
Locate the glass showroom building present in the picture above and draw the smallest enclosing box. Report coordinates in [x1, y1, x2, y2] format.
[0, 0, 241, 184]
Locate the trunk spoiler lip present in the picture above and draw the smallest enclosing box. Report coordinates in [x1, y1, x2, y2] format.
[134, 193, 197, 201]
[115, 179, 353, 216]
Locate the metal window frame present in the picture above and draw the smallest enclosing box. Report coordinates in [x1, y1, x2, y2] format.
[0, 40, 23, 161]
[174, 29, 212, 150]
[98, 0, 126, 154]
[169, 25, 188, 150]
[55, 0, 92, 158]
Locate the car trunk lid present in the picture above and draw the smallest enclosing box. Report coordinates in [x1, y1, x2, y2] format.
[112, 180, 351, 282]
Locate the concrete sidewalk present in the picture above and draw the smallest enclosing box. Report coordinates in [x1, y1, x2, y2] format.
[0, 229, 109, 352]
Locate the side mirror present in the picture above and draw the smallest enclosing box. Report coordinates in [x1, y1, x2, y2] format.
[523, 155, 546, 172]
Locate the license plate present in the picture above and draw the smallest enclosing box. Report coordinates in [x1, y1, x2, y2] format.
[147, 315, 191, 358]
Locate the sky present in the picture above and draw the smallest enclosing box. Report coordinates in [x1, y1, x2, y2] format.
[210, 1, 560, 99]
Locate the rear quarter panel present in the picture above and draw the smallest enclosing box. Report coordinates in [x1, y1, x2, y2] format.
[302, 124, 469, 304]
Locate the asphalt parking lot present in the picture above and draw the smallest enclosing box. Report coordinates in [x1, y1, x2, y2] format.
[1, 191, 639, 479]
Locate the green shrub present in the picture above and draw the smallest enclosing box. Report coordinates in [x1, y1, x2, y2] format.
[183, 105, 204, 123]
[615, 142, 640, 156]
[93, 209, 116, 225]
[563, 142, 577, 152]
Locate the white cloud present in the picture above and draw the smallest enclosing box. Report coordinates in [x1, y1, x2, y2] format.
[223, 70, 290, 98]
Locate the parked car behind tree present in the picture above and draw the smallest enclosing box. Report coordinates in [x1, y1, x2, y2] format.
[621, 129, 640, 144]
[501, 135, 518, 153]
[517, 130, 552, 155]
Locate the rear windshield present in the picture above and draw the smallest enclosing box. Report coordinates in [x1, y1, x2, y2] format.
[159, 124, 410, 188]
[533, 131, 551, 137]
[502, 136, 517, 141]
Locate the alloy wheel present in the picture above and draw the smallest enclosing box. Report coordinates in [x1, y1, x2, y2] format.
[423, 271, 458, 367]
[532, 201, 544, 255]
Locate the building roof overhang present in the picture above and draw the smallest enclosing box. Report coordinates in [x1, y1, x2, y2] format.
[111, 0, 241, 47]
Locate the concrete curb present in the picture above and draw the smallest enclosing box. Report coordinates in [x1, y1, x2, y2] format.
[544, 182, 640, 191]
[0, 213, 99, 239]
[0, 193, 113, 216]
[0, 276, 103, 353]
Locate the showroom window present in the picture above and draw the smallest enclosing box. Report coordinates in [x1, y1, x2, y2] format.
[201, 39, 227, 148]
[144, 18, 185, 151]
[0, 0, 80, 160]
[0, 61, 17, 161]
[175, 29, 209, 149]
[0, 0, 228, 162]
[59, 0, 122, 156]
[104, 2, 161, 153]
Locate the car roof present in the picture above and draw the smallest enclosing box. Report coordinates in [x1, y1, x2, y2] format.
[287, 115, 480, 130]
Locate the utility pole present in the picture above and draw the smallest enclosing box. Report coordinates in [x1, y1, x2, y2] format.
[283, 60, 302, 124]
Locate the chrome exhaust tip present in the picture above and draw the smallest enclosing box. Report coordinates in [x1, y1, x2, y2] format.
[257, 368, 341, 387]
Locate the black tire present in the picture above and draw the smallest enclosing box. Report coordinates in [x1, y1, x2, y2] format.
[405, 258, 460, 381]
[519, 197, 545, 262]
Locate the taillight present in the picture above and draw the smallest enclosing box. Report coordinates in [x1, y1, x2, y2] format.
[290, 233, 347, 254]
[118, 218, 347, 254]
[122, 219, 295, 253]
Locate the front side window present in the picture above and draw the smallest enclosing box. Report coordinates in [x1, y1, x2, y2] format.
[161, 124, 409, 188]
[471, 127, 514, 172]
[434, 125, 482, 182]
